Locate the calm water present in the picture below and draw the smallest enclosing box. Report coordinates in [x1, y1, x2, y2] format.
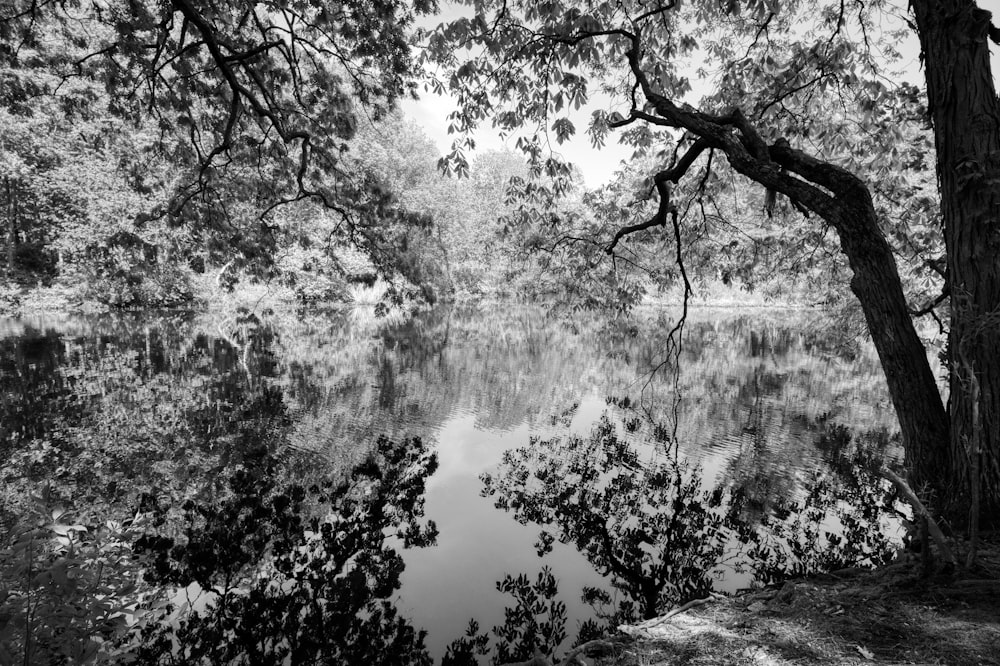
[0, 305, 901, 661]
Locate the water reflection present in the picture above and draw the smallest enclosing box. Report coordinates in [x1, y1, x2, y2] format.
[483, 415, 741, 622]
[0, 305, 902, 663]
[444, 412, 902, 665]
[130, 435, 439, 665]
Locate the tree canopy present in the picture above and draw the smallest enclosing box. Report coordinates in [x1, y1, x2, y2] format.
[1, 0, 450, 306]
[2, 0, 433, 198]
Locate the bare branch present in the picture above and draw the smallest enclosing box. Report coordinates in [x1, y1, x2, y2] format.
[910, 286, 950, 317]
[222, 39, 285, 63]
[743, 11, 775, 59]
[605, 139, 709, 254]
[632, 1, 678, 25]
[880, 468, 956, 569]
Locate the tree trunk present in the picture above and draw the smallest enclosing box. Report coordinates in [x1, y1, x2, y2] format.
[832, 193, 952, 506]
[911, 0, 1000, 524]
[622, 8, 980, 524]
[5, 177, 15, 277]
[737, 147, 953, 511]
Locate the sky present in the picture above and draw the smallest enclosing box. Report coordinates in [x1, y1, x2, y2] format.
[399, 91, 633, 188]
[399, 1, 634, 188]
[400, 2, 1000, 189]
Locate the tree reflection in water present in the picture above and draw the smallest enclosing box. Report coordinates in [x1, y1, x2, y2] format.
[452, 409, 906, 664]
[482, 414, 754, 624]
[745, 425, 902, 584]
[0, 313, 442, 663]
[128, 435, 439, 665]
[0, 309, 910, 663]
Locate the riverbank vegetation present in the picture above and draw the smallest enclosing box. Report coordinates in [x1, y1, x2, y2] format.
[1, 3, 867, 316]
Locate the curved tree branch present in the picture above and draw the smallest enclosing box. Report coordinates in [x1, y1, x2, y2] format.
[605, 138, 709, 253]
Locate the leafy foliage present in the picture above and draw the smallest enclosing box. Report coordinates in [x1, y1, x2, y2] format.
[0, 59, 183, 306]
[1, 1, 457, 308]
[482, 415, 754, 621]
[0, 487, 149, 665]
[442, 568, 567, 666]
[3, 0, 434, 202]
[126, 435, 438, 665]
[492, 568, 568, 664]
[419, 0, 944, 312]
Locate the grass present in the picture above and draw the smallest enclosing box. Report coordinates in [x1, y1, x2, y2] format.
[347, 277, 393, 305]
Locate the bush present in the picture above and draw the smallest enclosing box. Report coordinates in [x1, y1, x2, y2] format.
[82, 233, 194, 308]
[86, 262, 193, 308]
[0, 488, 150, 665]
[14, 242, 58, 276]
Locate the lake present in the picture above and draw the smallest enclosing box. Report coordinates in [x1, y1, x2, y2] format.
[0, 304, 904, 662]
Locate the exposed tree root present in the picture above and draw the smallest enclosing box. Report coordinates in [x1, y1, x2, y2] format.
[620, 592, 727, 634]
[880, 467, 957, 569]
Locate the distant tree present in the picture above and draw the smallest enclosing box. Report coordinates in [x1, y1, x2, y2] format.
[423, 0, 1000, 526]
[0, 72, 189, 305]
[353, 123, 545, 300]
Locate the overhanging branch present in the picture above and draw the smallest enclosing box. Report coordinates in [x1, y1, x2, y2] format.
[609, 30, 843, 220]
[605, 138, 709, 254]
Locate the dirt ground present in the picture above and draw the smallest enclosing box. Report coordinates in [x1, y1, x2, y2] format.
[569, 540, 1000, 666]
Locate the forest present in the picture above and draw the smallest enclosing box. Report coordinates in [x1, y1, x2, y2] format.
[1, 0, 999, 664]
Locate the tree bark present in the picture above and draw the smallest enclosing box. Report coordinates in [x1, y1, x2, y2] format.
[5, 177, 16, 277]
[759, 145, 951, 505]
[761, 174, 953, 515]
[832, 195, 952, 504]
[911, 0, 1000, 523]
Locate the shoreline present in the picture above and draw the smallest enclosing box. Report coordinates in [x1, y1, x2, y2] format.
[547, 545, 1000, 666]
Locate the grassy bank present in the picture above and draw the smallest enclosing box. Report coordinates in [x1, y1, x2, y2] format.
[0, 271, 412, 318]
[1, 264, 828, 319]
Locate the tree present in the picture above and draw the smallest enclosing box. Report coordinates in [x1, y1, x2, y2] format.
[423, 0, 1000, 526]
[909, 2, 1000, 536]
[1, 0, 441, 300]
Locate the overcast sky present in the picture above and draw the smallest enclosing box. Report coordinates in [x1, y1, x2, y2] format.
[401, 4, 1000, 189]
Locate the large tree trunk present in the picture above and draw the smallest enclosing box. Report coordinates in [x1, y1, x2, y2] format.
[5, 177, 15, 277]
[835, 201, 952, 504]
[742, 146, 953, 512]
[911, 0, 1000, 523]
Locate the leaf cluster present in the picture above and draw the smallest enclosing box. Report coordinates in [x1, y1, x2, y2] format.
[443, 567, 568, 666]
[126, 434, 439, 664]
[482, 414, 751, 621]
